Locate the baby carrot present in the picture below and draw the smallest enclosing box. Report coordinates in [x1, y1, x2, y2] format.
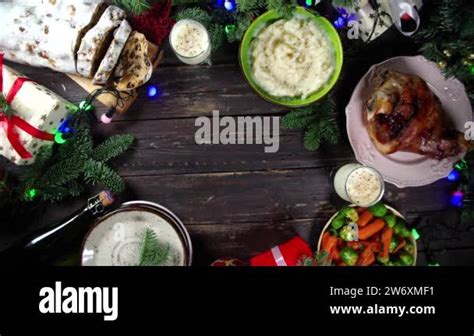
[322, 234, 338, 256]
[331, 247, 341, 262]
[357, 244, 375, 266]
[357, 210, 374, 227]
[380, 227, 394, 260]
[358, 219, 386, 240]
[348, 241, 364, 250]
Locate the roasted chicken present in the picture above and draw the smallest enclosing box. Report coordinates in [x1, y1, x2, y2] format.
[366, 70, 470, 160]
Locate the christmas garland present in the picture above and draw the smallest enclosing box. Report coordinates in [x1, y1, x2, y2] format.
[414, 0, 474, 104]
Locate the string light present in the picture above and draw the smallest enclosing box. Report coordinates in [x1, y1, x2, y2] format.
[57, 118, 72, 134]
[147, 84, 159, 99]
[333, 7, 357, 30]
[411, 228, 420, 240]
[334, 16, 346, 29]
[54, 131, 67, 144]
[52, 117, 74, 144]
[447, 169, 461, 182]
[454, 159, 468, 171]
[223, 0, 236, 11]
[450, 190, 464, 207]
[101, 108, 116, 124]
[24, 188, 38, 200]
[225, 24, 236, 35]
[66, 103, 79, 113]
[79, 100, 94, 112]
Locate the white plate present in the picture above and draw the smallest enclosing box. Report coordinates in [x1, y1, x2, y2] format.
[81, 201, 192, 266]
[346, 56, 472, 188]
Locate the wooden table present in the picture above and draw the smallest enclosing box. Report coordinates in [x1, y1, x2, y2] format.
[2, 28, 473, 266]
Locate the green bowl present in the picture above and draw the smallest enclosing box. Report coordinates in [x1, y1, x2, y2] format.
[239, 7, 343, 108]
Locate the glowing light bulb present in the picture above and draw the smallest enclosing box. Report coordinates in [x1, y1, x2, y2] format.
[224, 0, 235, 11]
[54, 131, 67, 144]
[450, 190, 464, 207]
[447, 169, 461, 182]
[147, 85, 159, 98]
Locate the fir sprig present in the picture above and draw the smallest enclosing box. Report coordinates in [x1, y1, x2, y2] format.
[19, 113, 134, 202]
[266, 0, 297, 19]
[282, 95, 340, 151]
[115, 0, 152, 15]
[139, 228, 170, 266]
[414, 0, 474, 104]
[236, 0, 262, 13]
[92, 134, 135, 163]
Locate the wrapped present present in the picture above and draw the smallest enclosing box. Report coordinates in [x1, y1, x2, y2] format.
[250, 237, 313, 266]
[0, 54, 70, 165]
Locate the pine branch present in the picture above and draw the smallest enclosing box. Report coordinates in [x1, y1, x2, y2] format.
[281, 107, 316, 129]
[38, 157, 85, 188]
[115, 0, 152, 15]
[65, 180, 85, 198]
[37, 184, 77, 202]
[236, 0, 262, 12]
[84, 160, 126, 194]
[174, 7, 213, 26]
[226, 14, 253, 42]
[320, 117, 340, 145]
[267, 0, 297, 19]
[58, 114, 93, 161]
[209, 23, 226, 52]
[92, 134, 135, 163]
[304, 122, 322, 151]
[139, 228, 170, 266]
[283, 94, 340, 151]
[460, 11, 474, 38]
[17, 112, 132, 202]
[415, 0, 473, 105]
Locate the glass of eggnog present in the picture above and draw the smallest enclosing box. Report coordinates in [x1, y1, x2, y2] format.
[169, 19, 211, 65]
[332, 163, 385, 207]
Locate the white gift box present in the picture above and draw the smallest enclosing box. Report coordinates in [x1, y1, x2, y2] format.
[0, 65, 70, 165]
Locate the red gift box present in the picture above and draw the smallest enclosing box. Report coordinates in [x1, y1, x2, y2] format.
[250, 237, 313, 266]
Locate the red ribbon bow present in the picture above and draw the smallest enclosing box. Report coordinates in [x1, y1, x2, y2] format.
[0, 53, 54, 159]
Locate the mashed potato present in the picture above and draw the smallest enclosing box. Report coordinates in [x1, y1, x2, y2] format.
[250, 17, 334, 99]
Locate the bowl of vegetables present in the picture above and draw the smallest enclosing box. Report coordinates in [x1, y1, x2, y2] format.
[317, 203, 417, 266]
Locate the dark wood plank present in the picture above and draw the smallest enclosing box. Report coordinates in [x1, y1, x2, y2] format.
[7, 61, 287, 121]
[118, 169, 452, 225]
[94, 118, 352, 175]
